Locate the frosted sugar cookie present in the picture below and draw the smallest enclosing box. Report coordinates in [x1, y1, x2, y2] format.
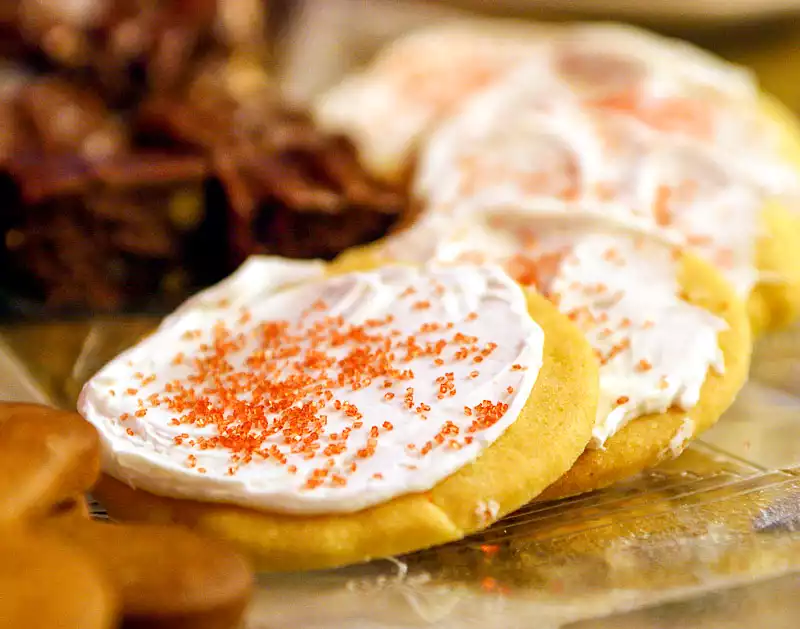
[748, 95, 800, 333]
[317, 21, 800, 332]
[413, 57, 799, 334]
[82, 257, 597, 571]
[340, 215, 751, 498]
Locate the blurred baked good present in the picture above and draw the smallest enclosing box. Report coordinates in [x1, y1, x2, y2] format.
[0, 5, 409, 314]
[0, 401, 254, 629]
[12, 0, 267, 107]
[140, 58, 408, 263]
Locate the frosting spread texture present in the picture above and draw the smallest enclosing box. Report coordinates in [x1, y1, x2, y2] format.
[80, 259, 543, 514]
[381, 218, 727, 447]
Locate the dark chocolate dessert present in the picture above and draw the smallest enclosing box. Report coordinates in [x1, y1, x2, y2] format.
[139, 57, 406, 264]
[0, 1, 409, 315]
[0, 76, 224, 312]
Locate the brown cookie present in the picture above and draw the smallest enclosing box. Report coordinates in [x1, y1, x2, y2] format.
[0, 403, 100, 525]
[0, 530, 118, 629]
[41, 518, 254, 629]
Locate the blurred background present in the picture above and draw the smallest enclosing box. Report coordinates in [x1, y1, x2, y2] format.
[3, 0, 800, 318]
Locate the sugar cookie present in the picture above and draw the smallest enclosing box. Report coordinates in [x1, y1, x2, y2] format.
[84, 257, 598, 571]
[338, 222, 751, 499]
[316, 21, 800, 333]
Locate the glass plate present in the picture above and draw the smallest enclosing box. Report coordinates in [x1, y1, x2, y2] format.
[1, 316, 799, 628]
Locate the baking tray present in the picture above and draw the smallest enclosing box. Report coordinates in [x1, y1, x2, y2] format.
[1, 314, 799, 628]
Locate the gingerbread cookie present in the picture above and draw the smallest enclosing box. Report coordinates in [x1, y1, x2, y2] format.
[0, 401, 253, 629]
[82, 256, 598, 571]
[0, 402, 99, 525]
[0, 531, 117, 629]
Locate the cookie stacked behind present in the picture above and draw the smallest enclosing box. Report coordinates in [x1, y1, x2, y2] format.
[0, 402, 253, 629]
[315, 21, 800, 336]
[319, 21, 764, 497]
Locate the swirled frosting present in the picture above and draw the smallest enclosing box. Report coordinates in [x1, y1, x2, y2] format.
[80, 259, 543, 514]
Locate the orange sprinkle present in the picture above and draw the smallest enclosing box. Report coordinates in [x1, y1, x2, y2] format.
[635, 359, 653, 372]
[384, 392, 395, 400]
[125, 388, 138, 395]
[616, 396, 630, 406]
[480, 544, 500, 556]
[481, 577, 498, 592]
[125, 428, 135, 437]
[654, 185, 673, 226]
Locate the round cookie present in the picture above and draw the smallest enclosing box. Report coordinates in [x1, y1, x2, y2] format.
[337, 232, 751, 501]
[317, 21, 800, 335]
[91, 257, 599, 572]
[747, 96, 800, 335]
[0, 403, 100, 526]
[539, 252, 751, 500]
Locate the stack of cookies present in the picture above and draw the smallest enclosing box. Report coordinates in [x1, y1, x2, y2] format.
[0, 0, 407, 314]
[43, 19, 800, 575]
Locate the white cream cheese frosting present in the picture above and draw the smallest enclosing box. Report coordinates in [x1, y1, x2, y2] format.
[79, 259, 543, 514]
[378, 219, 727, 447]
